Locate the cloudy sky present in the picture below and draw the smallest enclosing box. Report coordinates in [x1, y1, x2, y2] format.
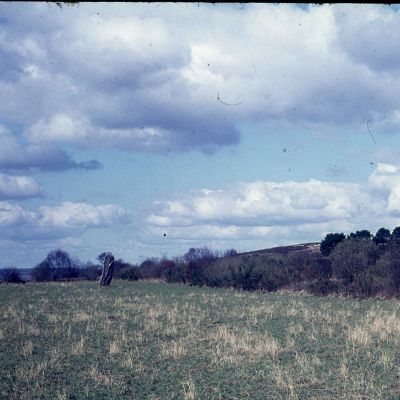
[3, 3, 400, 267]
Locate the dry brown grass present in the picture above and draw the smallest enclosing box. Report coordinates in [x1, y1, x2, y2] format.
[89, 364, 114, 387]
[182, 375, 197, 400]
[2, 281, 400, 400]
[210, 325, 281, 365]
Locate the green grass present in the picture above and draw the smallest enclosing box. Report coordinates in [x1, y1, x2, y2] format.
[1, 281, 400, 399]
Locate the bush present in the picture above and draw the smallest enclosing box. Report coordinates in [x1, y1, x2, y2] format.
[181, 248, 219, 286]
[163, 260, 188, 283]
[351, 270, 377, 298]
[79, 262, 101, 280]
[112, 258, 133, 279]
[376, 241, 400, 293]
[32, 261, 54, 282]
[223, 249, 238, 257]
[330, 239, 379, 284]
[228, 259, 283, 292]
[230, 262, 259, 290]
[0, 268, 25, 283]
[138, 258, 164, 279]
[183, 247, 219, 264]
[119, 266, 140, 281]
[307, 279, 339, 296]
[186, 260, 208, 286]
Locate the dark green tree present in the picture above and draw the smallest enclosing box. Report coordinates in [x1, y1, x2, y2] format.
[348, 230, 372, 240]
[392, 226, 400, 239]
[320, 233, 346, 256]
[373, 227, 391, 245]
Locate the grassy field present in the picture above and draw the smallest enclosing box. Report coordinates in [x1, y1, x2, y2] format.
[1, 281, 400, 399]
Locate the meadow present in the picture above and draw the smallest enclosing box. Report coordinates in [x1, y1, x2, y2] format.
[1, 281, 400, 399]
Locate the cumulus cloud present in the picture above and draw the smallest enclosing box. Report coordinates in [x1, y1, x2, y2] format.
[38, 202, 128, 229]
[0, 173, 41, 199]
[0, 201, 36, 226]
[25, 113, 183, 152]
[1, 4, 400, 154]
[0, 200, 129, 240]
[0, 125, 102, 172]
[336, 5, 400, 74]
[146, 164, 400, 247]
[148, 180, 376, 227]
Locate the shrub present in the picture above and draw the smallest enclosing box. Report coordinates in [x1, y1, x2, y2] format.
[229, 259, 282, 292]
[119, 266, 140, 281]
[0, 268, 25, 283]
[230, 262, 258, 290]
[165, 262, 187, 283]
[302, 255, 331, 280]
[330, 239, 379, 284]
[351, 270, 377, 298]
[376, 241, 400, 293]
[307, 279, 339, 296]
[186, 260, 208, 286]
[138, 258, 164, 279]
[79, 262, 101, 280]
[32, 261, 54, 282]
[183, 247, 219, 264]
[316, 257, 332, 279]
[181, 248, 219, 286]
[112, 258, 134, 279]
[223, 249, 238, 257]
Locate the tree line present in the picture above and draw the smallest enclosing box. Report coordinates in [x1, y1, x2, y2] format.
[3, 226, 400, 299]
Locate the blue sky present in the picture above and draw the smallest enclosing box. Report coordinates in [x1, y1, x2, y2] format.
[2, 3, 400, 267]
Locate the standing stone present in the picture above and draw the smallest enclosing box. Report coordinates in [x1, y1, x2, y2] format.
[99, 253, 115, 287]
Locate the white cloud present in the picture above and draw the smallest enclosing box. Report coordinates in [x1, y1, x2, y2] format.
[0, 201, 129, 240]
[1, 4, 400, 153]
[0, 125, 101, 172]
[148, 179, 375, 226]
[147, 164, 400, 247]
[38, 202, 128, 229]
[0, 202, 36, 226]
[0, 172, 41, 199]
[368, 163, 400, 194]
[26, 113, 175, 152]
[26, 113, 88, 143]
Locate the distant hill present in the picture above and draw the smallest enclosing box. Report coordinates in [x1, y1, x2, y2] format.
[238, 242, 320, 257]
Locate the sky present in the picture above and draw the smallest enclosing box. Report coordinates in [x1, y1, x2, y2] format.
[3, 3, 400, 267]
